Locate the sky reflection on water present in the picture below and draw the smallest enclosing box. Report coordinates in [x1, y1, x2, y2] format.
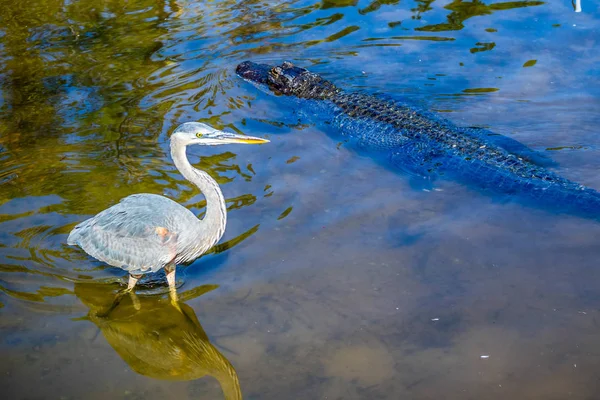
[1, 1, 600, 399]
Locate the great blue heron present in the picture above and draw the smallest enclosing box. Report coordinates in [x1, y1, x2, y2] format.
[67, 122, 269, 305]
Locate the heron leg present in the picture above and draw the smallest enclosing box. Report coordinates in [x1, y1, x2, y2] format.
[126, 273, 142, 292]
[126, 273, 143, 310]
[97, 273, 143, 318]
[164, 263, 181, 312]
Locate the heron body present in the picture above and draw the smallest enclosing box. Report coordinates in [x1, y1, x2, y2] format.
[68, 122, 268, 299]
[68, 193, 207, 274]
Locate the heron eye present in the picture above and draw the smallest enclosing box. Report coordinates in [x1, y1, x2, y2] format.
[196, 133, 203, 138]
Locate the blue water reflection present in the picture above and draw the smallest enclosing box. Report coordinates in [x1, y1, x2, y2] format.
[1, 1, 599, 399]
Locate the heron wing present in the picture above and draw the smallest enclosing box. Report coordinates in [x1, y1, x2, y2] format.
[68, 194, 197, 273]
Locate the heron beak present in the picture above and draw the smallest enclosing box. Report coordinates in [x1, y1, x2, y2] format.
[217, 132, 269, 144]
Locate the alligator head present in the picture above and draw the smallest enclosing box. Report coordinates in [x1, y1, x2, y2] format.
[236, 61, 338, 99]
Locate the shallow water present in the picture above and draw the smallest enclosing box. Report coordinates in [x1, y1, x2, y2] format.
[1, 1, 600, 399]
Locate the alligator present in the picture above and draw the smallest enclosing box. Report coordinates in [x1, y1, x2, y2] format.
[236, 60, 600, 219]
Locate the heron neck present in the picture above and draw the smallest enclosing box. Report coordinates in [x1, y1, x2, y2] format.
[170, 139, 226, 249]
[214, 364, 243, 400]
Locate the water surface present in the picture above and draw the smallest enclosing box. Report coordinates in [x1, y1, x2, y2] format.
[1, 1, 600, 399]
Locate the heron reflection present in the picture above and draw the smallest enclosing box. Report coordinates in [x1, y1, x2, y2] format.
[75, 282, 242, 400]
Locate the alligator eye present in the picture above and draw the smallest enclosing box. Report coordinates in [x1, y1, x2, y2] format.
[272, 66, 284, 76]
[282, 61, 294, 69]
[196, 133, 204, 138]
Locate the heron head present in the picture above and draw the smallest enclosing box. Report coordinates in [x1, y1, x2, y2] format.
[171, 122, 269, 146]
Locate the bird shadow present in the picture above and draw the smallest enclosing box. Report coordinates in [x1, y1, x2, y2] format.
[73, 281, 243, 400]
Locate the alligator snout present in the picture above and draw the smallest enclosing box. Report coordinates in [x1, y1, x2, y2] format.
[236, 61, 271, 84]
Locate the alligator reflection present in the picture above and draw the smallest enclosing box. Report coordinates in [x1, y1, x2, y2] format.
[74, 282, 242, 400]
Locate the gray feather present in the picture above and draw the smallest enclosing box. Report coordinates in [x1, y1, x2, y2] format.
[68, 194, 201, 275]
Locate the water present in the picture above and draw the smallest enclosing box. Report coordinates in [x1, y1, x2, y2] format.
[1, 1, 599, 399]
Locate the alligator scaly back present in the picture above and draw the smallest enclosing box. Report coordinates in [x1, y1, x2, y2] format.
[237, 61, 600, 219]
